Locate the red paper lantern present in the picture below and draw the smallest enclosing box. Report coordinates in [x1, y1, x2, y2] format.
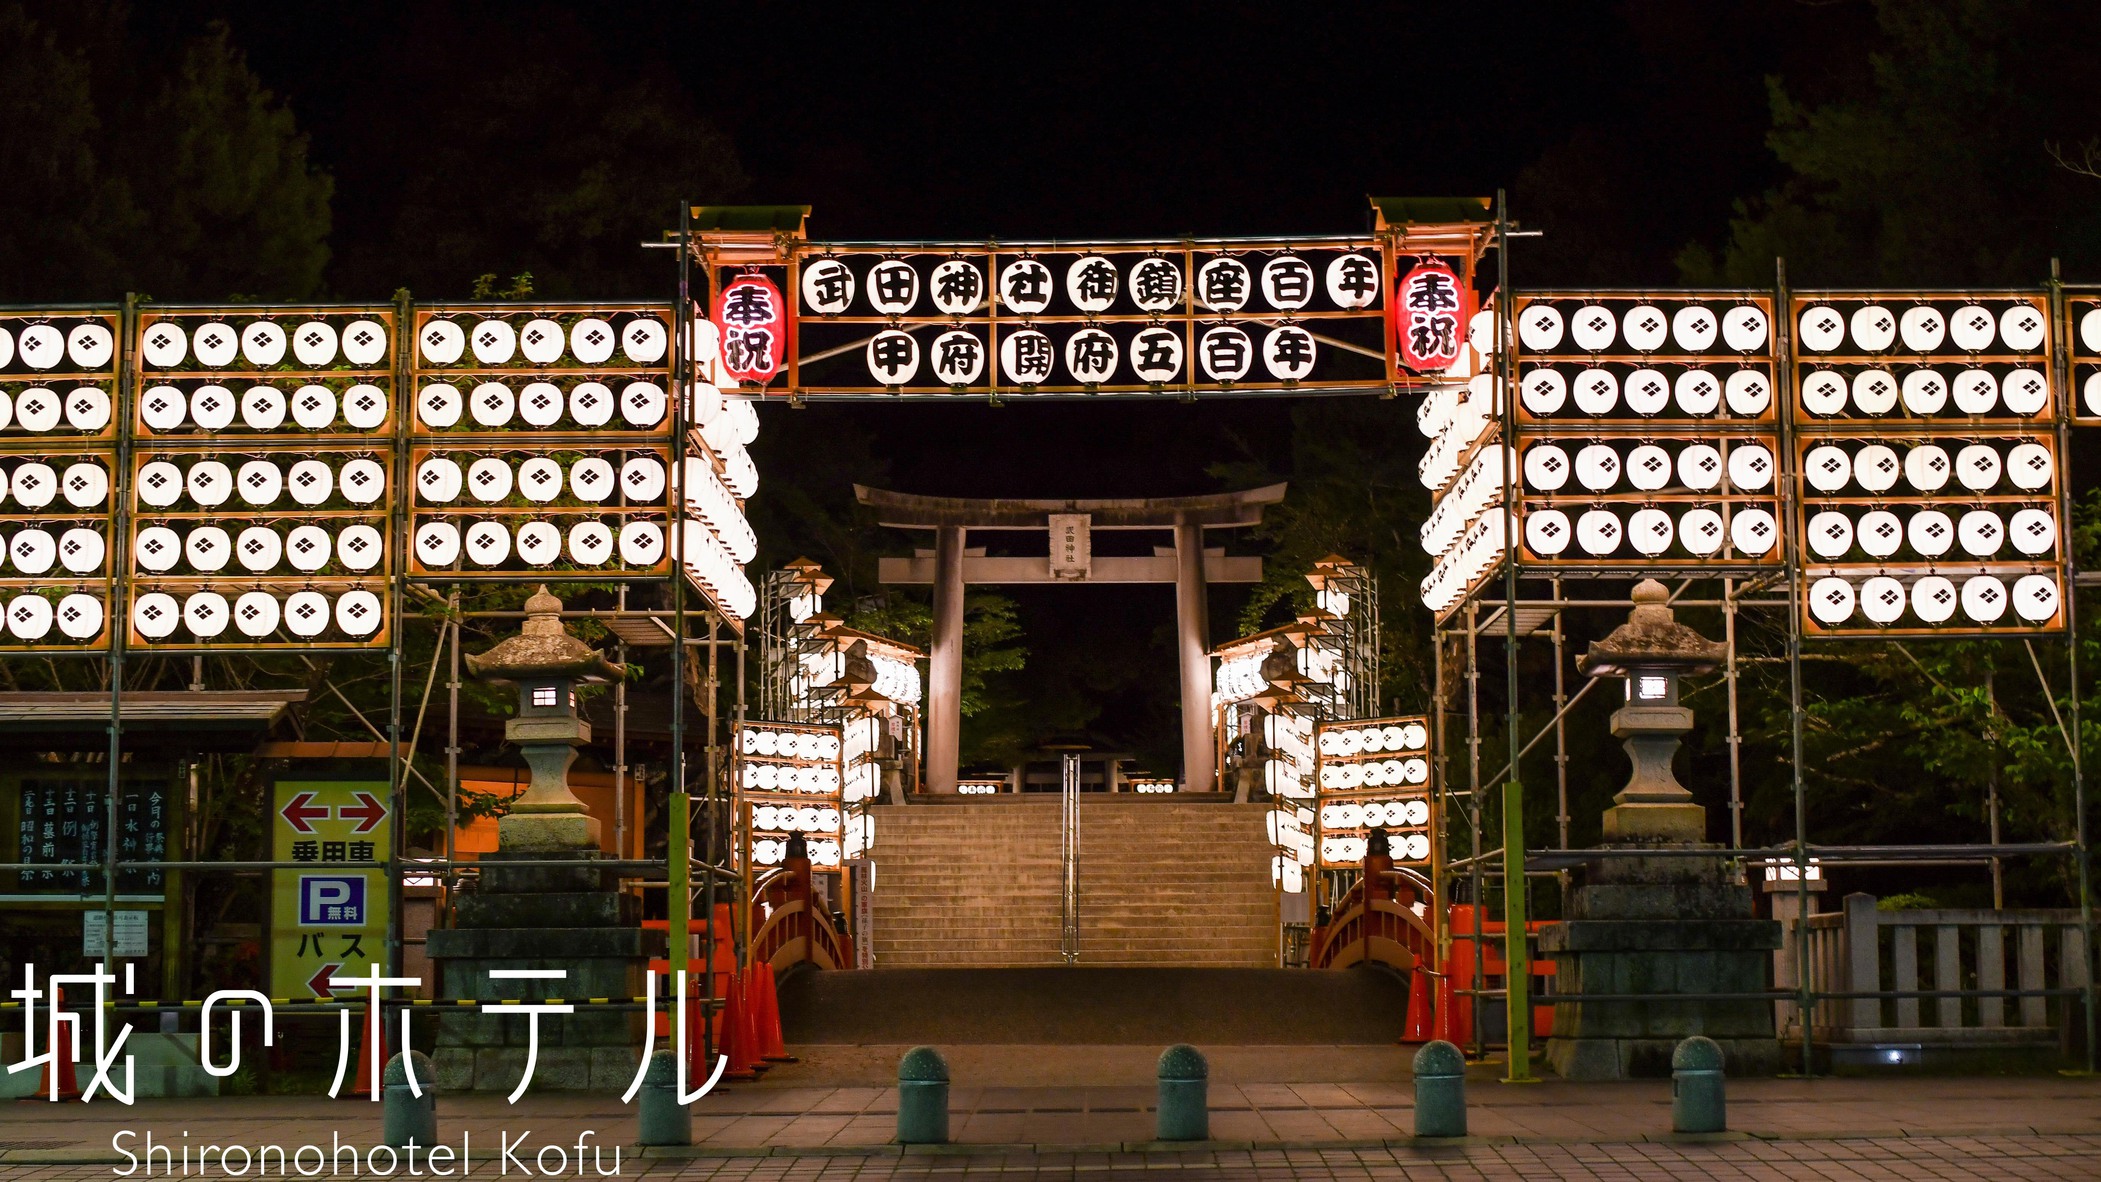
[1394, 260, 1470, 373]
[713, 274, 787, 384]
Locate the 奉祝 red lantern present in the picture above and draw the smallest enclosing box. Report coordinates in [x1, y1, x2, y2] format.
[1394, 260, 1470, 373]
[713, 274, 787, 384]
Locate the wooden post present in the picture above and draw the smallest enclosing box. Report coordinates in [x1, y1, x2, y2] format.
[1172, 520, 1214, 792]
[1843, 893, 1880, 1034]
[926, 525, 964, 794]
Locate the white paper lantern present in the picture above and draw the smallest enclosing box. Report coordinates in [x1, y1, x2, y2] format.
[621, 381, 667, 427]
[1517, 303, 1563, 351]
[1960, 575, 2008, 623]
[1808, 577, 1856, 624]
[1571, 368, 1618, 414]
[518, 456, 562, 502]
[1575, 444, 1621, 491]
[65, 387, 110, 431]
[517, 521, 560, 565]
[1525, 508, 1571, 555]
[186, 460, 232, 506]
[1520, 368, 1566, 414]
[132, 592, 180, 639]
[285, 384, 333, 430]
[1670, 305, 1717, 351]
[1674, 369, 1721, 415]
[2013, 574, 2060, 623]
[17, 324, 61, 370]
[2008, 508, 2056, 556]
[621, 455, 668, 503]
[344, 386, 388, 430]
[56, 593, 102, 640]
[466, 457, 513, 503]
[623, 316, 669, 363]
[135, 526, 179, 571]
[471, 381, 514, 427]
[1628, 508, 1674, 555]
[1851, 369, 1898, 415]
[1859, 576, 1907, 624]
[1957, 509, 2004, 556]
[618, 520, 665, 566]
[416, 456, 463, 503]
[1849, 305, 1897, 352]
[1852, 444, 1900, 493]
[1727, 442, 1775, 491]
[571, 457, 614, 501]
[1677, 444, 1723, 491]
[1722, 304, 1768, 352]
[1568, 305, 1616, 352]
[235, 525, 282, 572]
[1625, 444, 1672, 491]
[1955, 444, 2002, 491]
[141, 322, 187, 367]
[291, 321, 337, 367]
[1803, 445, 1852, 493]
[140, 385, 186, 431]
[239, 385, 286, 431]
[338, 524, 383, 571]
[415, 521, 461, 567]
[419, 319, 465, 364]
[419, 383, 462, 428]
[59, 461, 105, 508]
[1951, 369, 1998, 415]
[1856, 510, 1903, 558]
[570, 318, 616, 365]
[1522, 444, 1569, 491]
[503, 317, 560, 365]
[340, 458, 385, 505]
[2000, 303, 2046, 352]
[1624, 367, 1669, 414]
[1576, 508, 1622, 556]
[1903, 444, 1952, 492]
[57, 527, 103, 574]
[1798, 305, 1845, 352]
[285, 525, 331, 572]
[1806, 511, 1854, 559]
[464, 520, 510, 566]
[1679, 507, 1725, 555]
[15, 388, 57, 432]
[2006, 441, 2053, 490]
[569, 521, 614, 565]
[1801, 370, 1847, 416]
[1912, 576, 1958, 623]
[285, 591, 332, 638]
[1730, 507, 1779, 555]
[190, 384, 235, 431]
[234, 591, 279, 638]
[1948, 305, 1996, 352]
[184, 592, 230, 638]
[341, 320, 388, 366]
[569, 381, 613, 426]
[1622, 305, 1668, 352]
[190, 322, 237, 368]
[1899, 306, 1946, 352]
[2083, 307, 2101, 353]
[2003, 368, 2048, 416]
[1906, 509, 1955, 557]
[9, 529, 52, 574]
[519, 381, 562, 427]
[1901, 370, 1947, 415]
[240, 321, 287, 367]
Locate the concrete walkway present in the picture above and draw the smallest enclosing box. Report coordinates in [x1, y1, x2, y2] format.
[3, 1045, 2097, 1172]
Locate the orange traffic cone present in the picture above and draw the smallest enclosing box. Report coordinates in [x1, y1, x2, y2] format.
[30, 986, 82, 1101]
[352, 998, 387, 1099]
[740, 966, 768, 1074]
[722, 969, 758, 1081]
[757, 962, 793, 1062]
[1402, 965, 1433, 1043]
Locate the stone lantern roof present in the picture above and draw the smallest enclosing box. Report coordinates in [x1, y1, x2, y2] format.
[464, 586, 625, 683]
[1577, 579, 1723, 678]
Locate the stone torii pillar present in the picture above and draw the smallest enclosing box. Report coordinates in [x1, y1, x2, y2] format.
[861, 484, 1283, 794]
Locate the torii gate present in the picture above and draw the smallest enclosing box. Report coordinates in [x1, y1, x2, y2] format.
[859, 483, 1285, 794]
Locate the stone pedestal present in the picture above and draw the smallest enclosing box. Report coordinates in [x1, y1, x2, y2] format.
[1540, 847, 1782, 1079]
[426, 849, 664, 1094]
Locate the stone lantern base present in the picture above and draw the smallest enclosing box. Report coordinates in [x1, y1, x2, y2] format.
[1540, 838, 1783, 1080]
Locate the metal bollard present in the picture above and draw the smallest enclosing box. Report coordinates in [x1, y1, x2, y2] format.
[1671, 1036, 1726, 1133]
[382, 1051, 437, 1149]
[896, 1046, 950, 1144]
[1155, 1044, 1209, 1142]
[1411, 1040, 1467, 1137]
[637, 1049, 692, 1146]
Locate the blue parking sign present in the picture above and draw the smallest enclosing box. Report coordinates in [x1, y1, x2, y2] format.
[298, 875, 367, 926]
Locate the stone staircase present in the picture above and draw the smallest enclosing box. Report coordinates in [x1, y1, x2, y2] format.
[866, 796, 1277, 968]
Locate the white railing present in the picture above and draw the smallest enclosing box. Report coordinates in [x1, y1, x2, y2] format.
[1793, 892, 2092, 1044]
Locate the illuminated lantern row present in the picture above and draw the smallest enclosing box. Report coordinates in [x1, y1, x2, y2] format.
[1414, 311, 1510, 616]
[408, 447, 671, 577]
[798, 251, 1382, 319]
[1517, 436, 1782, 564]
[138, 311, 393, 437]
[415, 312, 668, 370]
[735, 721, 846, 869]
[128, 450, 389, 649]
[1518, 299, 1771, 358]
[681, 312, 761, 619]
[2071, 300, 2101, 419]
[1313, 716, 1433, 869]
[0, 312, 119, 648]
[1792, 292, 2061, 636]
[415, 378, 665, 432]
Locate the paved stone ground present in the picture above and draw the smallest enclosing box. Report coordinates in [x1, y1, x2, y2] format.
[3, 1045, 2098, 1178]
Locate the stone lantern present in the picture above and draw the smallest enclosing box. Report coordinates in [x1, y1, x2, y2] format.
[1540, 577, 1780, 1080]
[1575, 578, 1724, 843]
[464, 586, 624, 852]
